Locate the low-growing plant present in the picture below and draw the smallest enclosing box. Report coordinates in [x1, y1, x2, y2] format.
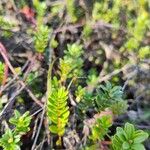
[66, 0, 78, 23]
[33, 0, 50, 53]
[90, 114, 112, 142]
[47, 43, 84, 145]
[0, 129, 21, 150]
[0, 16, 14, 37]
[47, 80, 70, 145]
[33, 25, 50, 53]
[95, 81, 128, 113]
[112, 122, 149, 150]
[75, 85, 86, 103]
[79, 81, 128, 116]
[59, 43, 84, 82]
[33, 0, 46, 25]
[0, 110, 31, 150]
[9, 110, 31, 135]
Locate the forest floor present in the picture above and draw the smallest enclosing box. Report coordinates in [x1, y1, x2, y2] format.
[0, 0, 150, 150]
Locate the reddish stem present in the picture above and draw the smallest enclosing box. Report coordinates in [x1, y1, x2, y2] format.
[101, 140, 112, 145]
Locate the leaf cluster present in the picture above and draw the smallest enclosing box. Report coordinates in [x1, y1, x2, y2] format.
[34, 25, 50, 53]
[47, 83, 70, 145]
[91, 115, 112, 141]
[33, 0, 50, 53]
[112, 122, 149, 150]
[9, 110, 31, 135]
[79, 81, 128, 115]
[95, 81, 128, 114]
[0, 110, 31, 150]
[59, 43, 84, 82]
[0, 16, 14, 37]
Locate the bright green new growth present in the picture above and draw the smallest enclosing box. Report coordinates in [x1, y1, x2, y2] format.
[47, 44, 83, 146]
[47, 83, 70, 145]
[33, 0, 46, 24]
[138, 46, 150, 59]
[34, 25, 50, 53]
[0, 129, 21, 150]
[9, 110, 32, 135]
[0, 16, 14, 37]
[91, 115, 112, 141]
[92, 0, 121, 27]
[33, 0, 50, 53]
[59, 43, 83, 82]
[75, 86, 86, 103]
[0, 110, 31, 150]
[112, 122, 149, 150]
[66, 0, 78, 23]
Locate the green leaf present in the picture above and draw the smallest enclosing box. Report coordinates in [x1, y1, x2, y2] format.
[124, 122, 135, 139]
[47, 77, 70, 137]
[49, 125, 58, 134]
[122, 141, 130, 149]
[132, 143, 145, 150]
[133, 132, 149, 143]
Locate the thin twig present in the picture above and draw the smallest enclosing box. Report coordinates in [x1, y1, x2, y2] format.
[0, 42, 43, 107]
[31, 105, 46, 150]
[0, 84, 25, 120]
[31, 107, 44, 117]
[122, 68, 138, 91]
[0, 60, 31, 95]
[31, 114, 40, 140]
[98, 64, 132, 83]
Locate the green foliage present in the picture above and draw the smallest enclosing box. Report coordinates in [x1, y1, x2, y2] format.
[50, 37, 58, 49]
[33, 0, 46, 25]
[86, 68, 99, 88]
[66, 0, 77, 23]
[125, 11, 149, 51]
[92, 0, 121, 27]
[18, 0, 26, 8]
[78, 92, 94, 114]
[33, 0, 50, 53]
[0, 61, 4, 84]
[83, 23, 92, 38]
[121, 1, 150, 52]
[0, 110, 31, 150]
[0, 16, 14, 37]
[75, 86, 86, 103]
[47, 81, 70, 145]
[51, 3, 63, 15]
[34, 25, 50, 53]
[80, 81, 127, 115]
[9, 110, 31, 135]
[91, 115, 112, 141]
[111, 101, 128, 115]
[0, 129, 21, 150]
[1, 0, 150, 149]
[95, 81, 127, 112]
[59, 43, 83, 82]
[138, 46, 150, 59]
[112, 122, 149, 150]
[26, 71, 38, 84]
[92, 2, 101, 21]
